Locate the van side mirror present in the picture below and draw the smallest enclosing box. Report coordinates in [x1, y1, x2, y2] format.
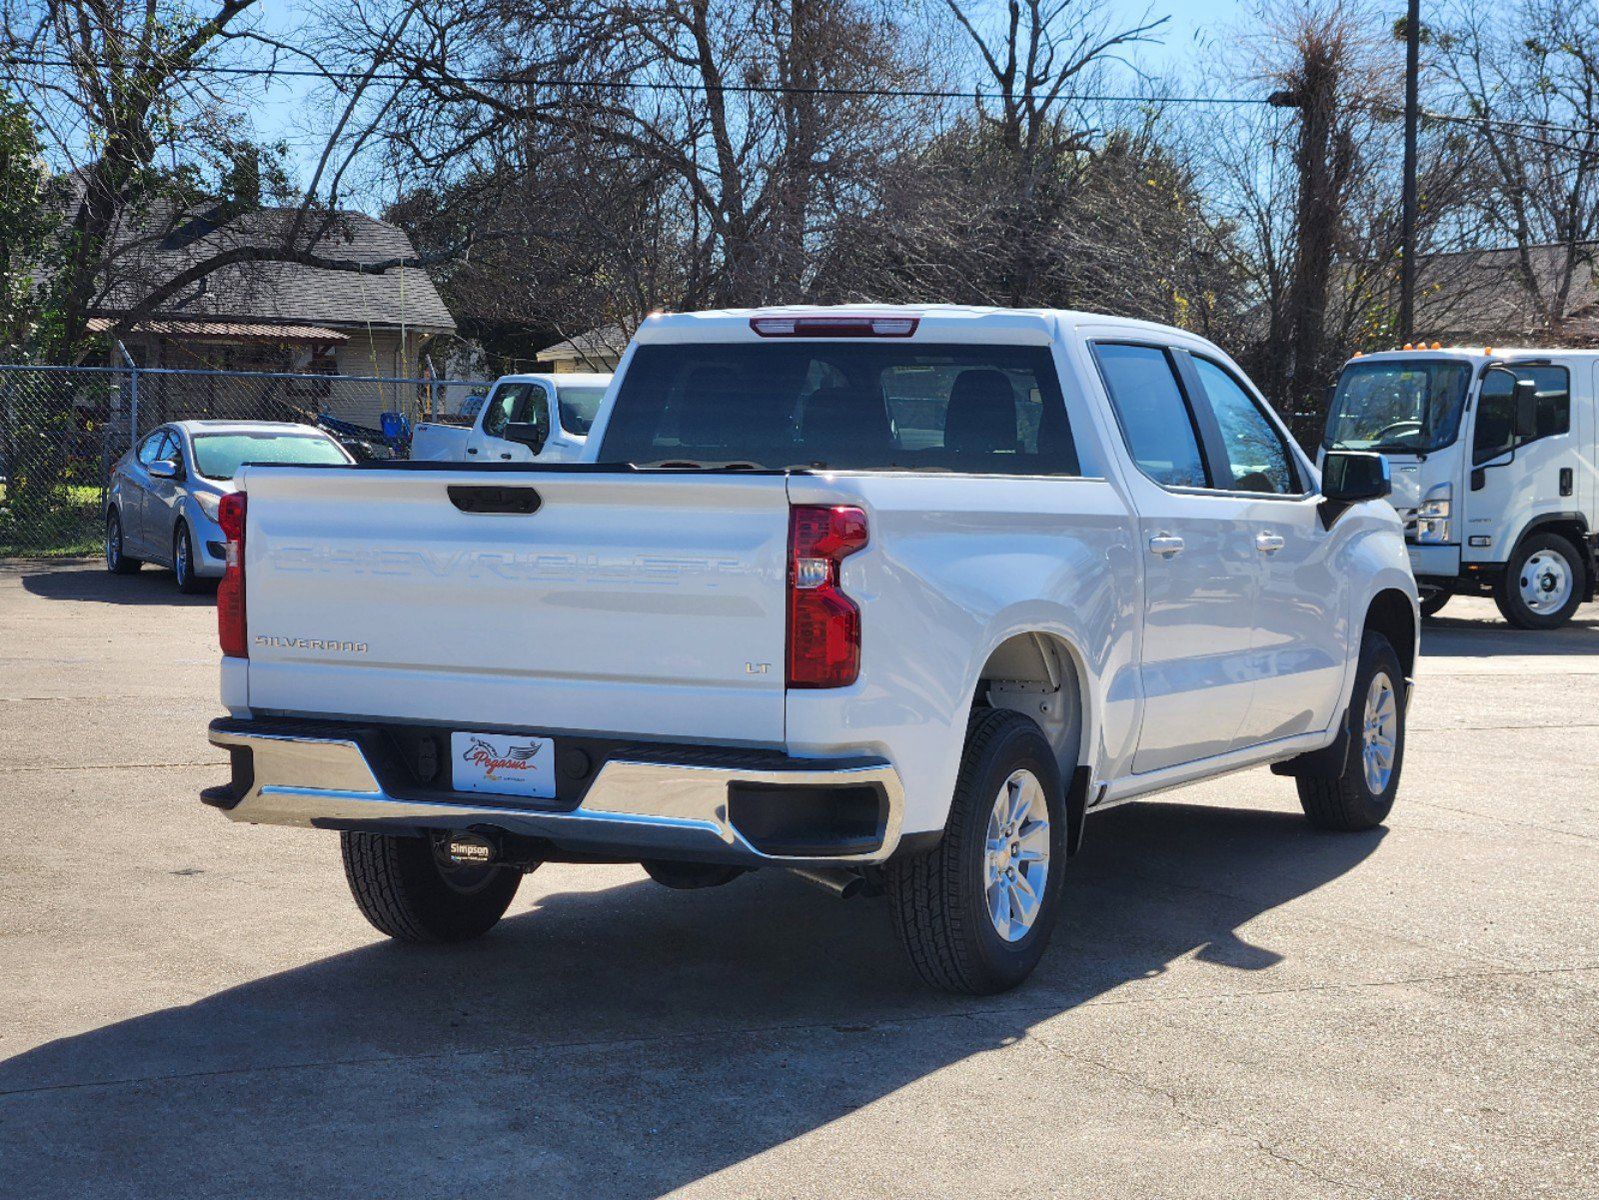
[501, 421, 547, 454]
[1513, 379, 1538, 440]
[1318, 450, 1390, 529]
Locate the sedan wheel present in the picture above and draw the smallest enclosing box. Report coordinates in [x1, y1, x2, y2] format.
[104, 510, 141, 574]
[173, 524, 205, 594]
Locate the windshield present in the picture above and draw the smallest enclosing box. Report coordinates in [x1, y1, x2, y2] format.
[557, 385, 609, 436]
[191, 432, 349, 480]
[1323, 360, 1472, 454]
[597, 343, 1078, 474]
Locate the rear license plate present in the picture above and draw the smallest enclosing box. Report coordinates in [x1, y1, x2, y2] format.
[451, 731, 556, 799]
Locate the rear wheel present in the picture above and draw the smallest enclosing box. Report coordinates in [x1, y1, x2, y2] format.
[104, 509, 141, 574]
[885, 708, 1067, 994]
[1297, 631, 1405, 831]
[1494, 533, 1586, 629]
[173, 522, 204, 593]
[340, 832, 524, 942]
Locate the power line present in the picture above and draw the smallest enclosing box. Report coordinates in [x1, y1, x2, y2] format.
[1, 53, 1271, 106]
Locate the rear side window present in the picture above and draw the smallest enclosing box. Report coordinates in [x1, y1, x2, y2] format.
[1091, 344, 1208, 488]
[597, 343, 1078, 474]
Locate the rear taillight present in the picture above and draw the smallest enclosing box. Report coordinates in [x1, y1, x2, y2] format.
[217, 492, 248, 658]
[750, 314, 919, 338]
[787, 505, 868, 688]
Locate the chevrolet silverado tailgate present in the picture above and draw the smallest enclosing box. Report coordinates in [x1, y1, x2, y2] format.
[238, 466, 790, 744]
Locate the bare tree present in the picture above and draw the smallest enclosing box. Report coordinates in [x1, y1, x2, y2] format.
[1434, 0, 1599, 340]
[0, 0, 450, 361]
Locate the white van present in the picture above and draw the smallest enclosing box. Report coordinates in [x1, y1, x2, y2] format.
[1323, 347, 1598, 627]
[410, 373, 613, 464]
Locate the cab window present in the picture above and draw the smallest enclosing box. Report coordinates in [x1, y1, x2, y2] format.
[1190, 356, 1299, 494]
[1473, 365, 1571, 465]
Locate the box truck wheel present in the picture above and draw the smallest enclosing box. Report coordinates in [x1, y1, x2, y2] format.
[885, 708, 1067, 995]
[1418, 587, 1451, 619]
[340, 831, 522, 942]
[1495, 532, 1586, 630]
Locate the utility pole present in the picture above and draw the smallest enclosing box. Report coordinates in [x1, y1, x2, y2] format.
[1399, 0, 1421, 342]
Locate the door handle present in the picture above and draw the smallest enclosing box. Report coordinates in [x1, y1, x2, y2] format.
[1148, 533, 1185, 558]
[466, 447, 478, 455]
[1255, 531, 1286, 554]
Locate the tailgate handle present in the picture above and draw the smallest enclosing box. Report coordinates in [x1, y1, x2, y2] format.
[447, 485, 542, 515]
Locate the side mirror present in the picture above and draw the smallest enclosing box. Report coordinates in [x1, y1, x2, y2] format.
[1318, 450, 1390, 529]
[1513, 379, 1538, 440]
[148, 459, 182, 480]
[500, 421, 547, 454]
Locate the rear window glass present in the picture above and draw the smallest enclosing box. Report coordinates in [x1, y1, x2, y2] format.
[192, 433, 348, 480]
[597, 343, 1078, 474]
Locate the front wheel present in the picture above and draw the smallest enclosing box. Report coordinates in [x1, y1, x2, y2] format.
[885, 708, 1067, 994]
[1418, 588, 1451, 620]
[1297, 631, 1406, 831]
[104, 509, 141, 574]
[341, 832, 524, 943]
[173, 522, 205, 594]
[1494, 533, 1586, 629]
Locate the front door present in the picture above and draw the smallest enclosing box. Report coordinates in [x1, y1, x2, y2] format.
[1182, 354, 1348, 744]
[468, 381, 546, 462]
[1090, 341, 1260, 773]
[1464, 363, 1577, 560]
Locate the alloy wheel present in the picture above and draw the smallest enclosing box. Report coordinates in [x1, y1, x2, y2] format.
[1361, 671, 1398, 795]
[984, 767, 1051, 942]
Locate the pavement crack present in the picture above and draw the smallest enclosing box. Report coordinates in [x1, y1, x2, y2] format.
[974, 1014, 1369, 1193]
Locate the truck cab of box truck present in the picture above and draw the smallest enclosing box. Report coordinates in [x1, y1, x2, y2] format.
[1322, 347, 1599, 628]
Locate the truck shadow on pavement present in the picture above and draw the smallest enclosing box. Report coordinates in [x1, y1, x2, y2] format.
[1420, 608, 1599, 658]
[17, 564, 214, 606]
[0, 800, 1383, 1199]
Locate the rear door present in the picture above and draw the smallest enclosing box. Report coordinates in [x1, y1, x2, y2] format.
[241, 467, 792, 745]
[1089, 342, 1259, 772]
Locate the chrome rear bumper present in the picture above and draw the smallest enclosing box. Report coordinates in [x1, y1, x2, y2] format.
[206, 719, 906, 866]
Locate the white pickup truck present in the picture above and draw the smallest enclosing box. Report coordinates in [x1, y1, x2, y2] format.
[409, 372, 612, 463]
[203, 307, 1418, 994]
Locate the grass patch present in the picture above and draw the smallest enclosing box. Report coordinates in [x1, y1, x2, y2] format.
[0, 481, 104, 558]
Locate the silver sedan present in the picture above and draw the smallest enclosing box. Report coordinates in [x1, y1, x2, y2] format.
[104, 420, 352, 592]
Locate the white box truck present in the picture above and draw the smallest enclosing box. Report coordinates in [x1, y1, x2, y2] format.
[1323, 347, 1598, 628]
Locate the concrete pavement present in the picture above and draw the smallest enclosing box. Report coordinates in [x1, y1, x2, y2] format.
[1, 561, 1595, 1198]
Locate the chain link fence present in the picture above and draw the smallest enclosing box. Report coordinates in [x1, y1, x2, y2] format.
[0, 365, 487, 556]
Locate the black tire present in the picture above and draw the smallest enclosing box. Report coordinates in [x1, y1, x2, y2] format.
[884, 708, 1067, 995]
[1418, 588, 1451, 620]
[1297, 631, 1406, 832]
[104, 509, 141, 574]
[1494, 532, 1587, 630]
[173, 522, 205, 594]
[340, 831, 523, 943]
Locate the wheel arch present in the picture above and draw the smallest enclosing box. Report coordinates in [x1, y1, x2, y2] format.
[971, 629, 1093, 856]
[1364, 587, 1418, 679]
[1511, 513, 1594, 599]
